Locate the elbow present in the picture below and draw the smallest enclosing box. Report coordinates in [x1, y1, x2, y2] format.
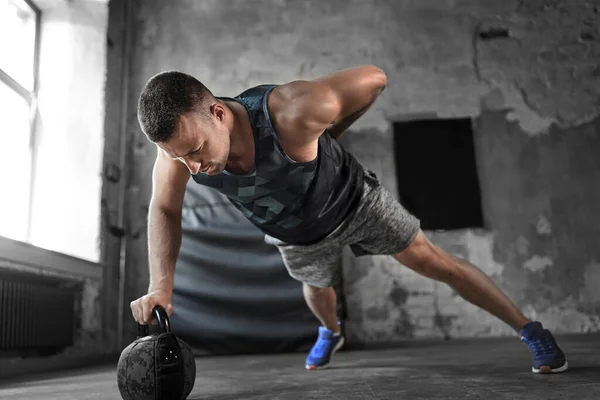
[149, 202, 182, 221]
[367, 65, 387, 90]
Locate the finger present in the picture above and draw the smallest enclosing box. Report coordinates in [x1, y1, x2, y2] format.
[135, 300, 144, 324]
[141, 296, 154, 324]
[166, 303, 173, 316]
[130, 300, 140, 323]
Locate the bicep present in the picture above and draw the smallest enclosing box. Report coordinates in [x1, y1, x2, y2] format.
[150, 146, 190, 216]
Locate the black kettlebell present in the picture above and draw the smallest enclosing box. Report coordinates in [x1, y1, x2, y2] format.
[117, 305, 196, 400]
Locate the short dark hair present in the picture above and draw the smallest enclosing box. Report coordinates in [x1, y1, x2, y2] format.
[137, 71, 214, 143]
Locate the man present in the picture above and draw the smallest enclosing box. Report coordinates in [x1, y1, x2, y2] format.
[130, 65, 567, 374]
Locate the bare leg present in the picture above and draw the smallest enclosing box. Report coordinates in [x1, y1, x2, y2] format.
[303, 283, 341, 333]
[394, 231, 529, 333]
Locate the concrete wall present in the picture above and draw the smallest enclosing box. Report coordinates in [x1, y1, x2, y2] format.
[122, 0, 600, 345]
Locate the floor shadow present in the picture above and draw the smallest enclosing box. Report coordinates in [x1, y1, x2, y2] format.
[564, 365, 600, 373]
[329, 362, 600, 378]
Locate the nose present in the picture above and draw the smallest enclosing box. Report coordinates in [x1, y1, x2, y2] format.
[181, 157, 201, 175]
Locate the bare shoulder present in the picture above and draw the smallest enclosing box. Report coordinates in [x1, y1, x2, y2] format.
[272, 79, 332, 102]
[268, 80, 338, 144]
[271, 80, 338, 121]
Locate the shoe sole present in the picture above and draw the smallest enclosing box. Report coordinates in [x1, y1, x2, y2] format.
[305, 336, 345, 371]
[533, 360, 569, 374]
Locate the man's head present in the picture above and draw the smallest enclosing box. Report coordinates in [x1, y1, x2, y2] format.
[137, 71, 231, 175]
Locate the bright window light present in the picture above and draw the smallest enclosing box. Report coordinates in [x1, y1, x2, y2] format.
[0, 79, 32, 242]
[0, 0, 37, 242]
[0, 0, 105, 262]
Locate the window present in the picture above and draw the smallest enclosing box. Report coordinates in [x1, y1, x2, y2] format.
[393, 118, 485, 231]
[0, 0, 41, 242]
[0, 0, 107, 262]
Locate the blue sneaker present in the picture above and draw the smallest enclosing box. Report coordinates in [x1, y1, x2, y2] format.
[305, 326, 345, 370]
[520, 321, 568, 374]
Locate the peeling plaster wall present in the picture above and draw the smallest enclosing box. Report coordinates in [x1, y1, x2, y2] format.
[475, 0, 600, 133]
[123, 0, 600, 345]
[345, 114, 600, 344]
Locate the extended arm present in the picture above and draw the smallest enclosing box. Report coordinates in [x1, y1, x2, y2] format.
[131, 146, 190, 324]
[147, 147, 190, 294]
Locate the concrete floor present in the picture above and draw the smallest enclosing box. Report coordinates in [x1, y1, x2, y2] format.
[1, 334, 599, 400]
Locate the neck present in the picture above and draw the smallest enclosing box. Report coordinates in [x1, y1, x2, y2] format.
[225, 101, 254, 167]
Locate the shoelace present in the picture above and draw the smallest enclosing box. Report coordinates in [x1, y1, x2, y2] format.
[526, 331, 556, 356]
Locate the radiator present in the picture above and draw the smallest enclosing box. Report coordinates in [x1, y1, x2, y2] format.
[0, 268, 78, 356]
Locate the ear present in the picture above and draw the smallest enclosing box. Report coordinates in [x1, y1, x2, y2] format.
[210, 102, 226, 122]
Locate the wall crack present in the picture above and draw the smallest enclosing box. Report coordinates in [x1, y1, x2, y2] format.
[471, 21, 487, 86]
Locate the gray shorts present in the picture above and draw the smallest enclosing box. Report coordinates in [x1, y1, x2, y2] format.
[264, 169, 421, 288]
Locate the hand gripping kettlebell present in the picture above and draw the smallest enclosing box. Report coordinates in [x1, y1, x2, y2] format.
[117, 305, 196, 400]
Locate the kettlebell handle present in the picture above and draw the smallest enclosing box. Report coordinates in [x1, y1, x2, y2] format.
[137, 305, 171, 337]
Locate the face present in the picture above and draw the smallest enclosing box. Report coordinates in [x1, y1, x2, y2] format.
[158, 106, 231, 176]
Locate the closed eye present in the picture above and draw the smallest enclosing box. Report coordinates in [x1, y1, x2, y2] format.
[187, 145, 203, 156]
[192, 143, 204, 154]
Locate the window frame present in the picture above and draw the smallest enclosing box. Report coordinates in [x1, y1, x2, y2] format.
[0, 0, 42, 241]
[0, 0, 104, 279]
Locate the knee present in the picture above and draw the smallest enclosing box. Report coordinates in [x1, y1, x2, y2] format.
[394, 234, 459, 283]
